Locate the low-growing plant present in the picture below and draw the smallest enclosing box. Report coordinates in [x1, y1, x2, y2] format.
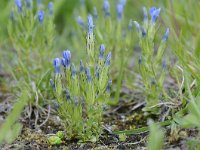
[7, 0, 55, 127]
[134, 7, 170, 114]
[74, 0, 134, 105]
[51, 15, 112, 142]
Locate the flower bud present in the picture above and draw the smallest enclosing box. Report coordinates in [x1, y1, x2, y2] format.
[62, 50, 71, 68]
[105, 52, 111, 66]
[54, 58, 61, 74]
[149, 7, 161, 24]
[48, 2, 54, 15]
[163, 28, 169, 42]
[85, 67, 92, 82]
[25, 0, 32, 9]
[99, 44, 105, 59]
[38, 10, 45, 23]
[103, 0, 110, 17]
[15, 0, 22, 13]
[88, 15, 94, 34]
[116, 3, 124, 21]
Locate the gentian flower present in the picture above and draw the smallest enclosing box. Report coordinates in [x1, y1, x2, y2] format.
[38, 10, 45, 23]
[163, 28, 169, 42]
[149, 7, 161, 24]
[48, 2, 54, 15]
[88, 15, 94, 34]
[93, 7, 98, 19]
[15, 0, 22, 13]
[143, 7, 148, 23]
[62, 50, 71, 68]
[25, 0, 32, 9]
[71, 64, 76, 77]
[99, 44, 105, 59]
[54, 58, 61, 74]
[76, 16, 85, 28]
[80, 60, 84, 72]
[105, 52, 111, 66]
[116, 3, 124, 21]
[85, 67, 92, 82]
[103, 0, 110, 16]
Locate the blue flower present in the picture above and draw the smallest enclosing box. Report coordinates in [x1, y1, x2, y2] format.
[134, 21, 141, 33]
[62, 50, 71, 68]
[25, 0, 32, 9]
[15, 0, 22, 13]
[48, 2, 54, 15]
[149, 7, 161, 23]
[85, 67, 92, 82]
[163, 28, 169, 42]
[116, 3, 124, 21]
[106, 80, 112, 93]
[119, 0, 126, 6]
[88, 15, 94, 34]
[76, 16, 85, 28]
[54, 58, 61, 74]
[105, 52, 111, 66]
[80, 60, 84, 72]
[71, 64, 76, 77]
[99, 44, 105, 59]
[38, 10, 45, 23]
[143, 7, 148, 23]
[37, 0, 42, 5]
[103, 0, 110, 16]
[93, 7, 98, 19]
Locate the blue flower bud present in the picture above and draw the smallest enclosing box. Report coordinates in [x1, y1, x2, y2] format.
[62, 50, 71, 68]
[119, 0, 126, 6]
[106, 80, 112, 93]
[93, 7, 98, 19]
[128, 19, 132, 30]
[71, 64, 76, 77]
[37, 0, 42, 5]
[105, 52, 111, 66]
[95, 66, 100, 79]
[15, 0, 22, 13]
[143, 7, 148, 23]
[50, 79, 55, 90]
[80, 60, 84, 72]
[99, 44, 105, 59]
[163, 28, 169, 42]
[88, 15, 94, 34]
[103, 0, 110, 17]
[134, 21, 141, 33]
[25, 0, 32, 9]
[149, 7, 161, 23]
[38, 10, 45, 23]
[54, 58, 61, 74]
[85, 67, 92, 82]
[48, 2, 54, 15]
[61, 58, 66, 67]
[116, 3, 124, 21]
[76, 16, 85, 28]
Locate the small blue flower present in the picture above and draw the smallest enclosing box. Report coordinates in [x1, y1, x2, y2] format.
[15, 0, 22, 13]
[38, 10, 45, 23]
[149, 7, 161, 23]
[119, 0, 126, 6]
[105, 52, 111, 66]
[93, 7, 98, 19]
[143, 7, 148, 23]
[88, 15, 94, 34]
[134, 21, 141, 33]
[25, 0, 32, 9]
[62, 50, 71, 68]
[54, 58, 61, 74]
[106, 80, 112, 93]
[95, 66, 100, 79]
[71, 64, 76, 77]
[128, 19, 132, 30]
[116, 3, 124, 21]
[103, 0, 110, 16]
[163, 28, 169, 42]
[80, 60, 84, 72]
[85, 67, 92, 82]
[99, 44, 105, 59]
[61, 58, 66, 67]
[48, 2, 54, 15]
[37, 0, 42, 5]
[76, 16, 85, 28]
